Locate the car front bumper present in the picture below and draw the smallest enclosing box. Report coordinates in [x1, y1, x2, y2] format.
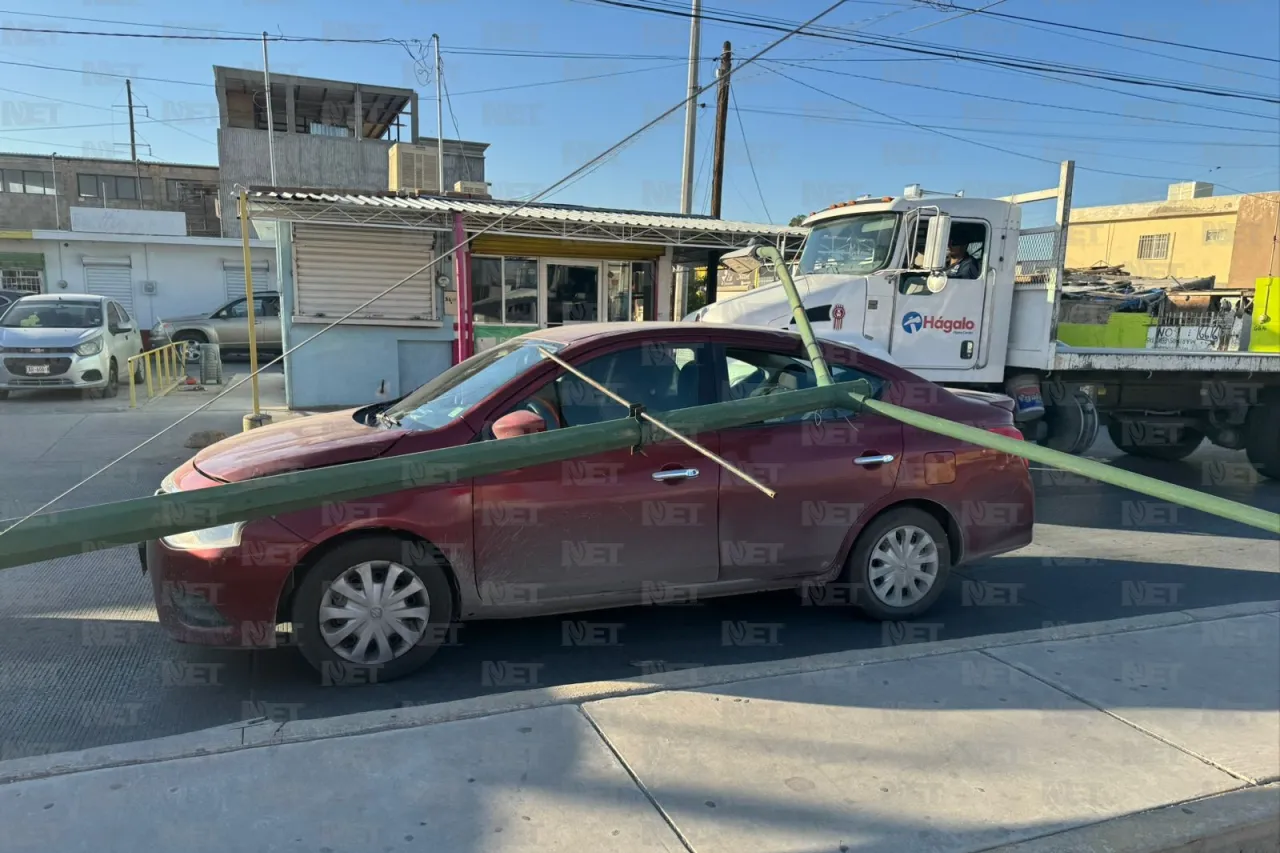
[142, 521, 310, 649]
[0, 349, 111, 390]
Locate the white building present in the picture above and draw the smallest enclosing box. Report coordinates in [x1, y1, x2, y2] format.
[0, 207, 274, 339]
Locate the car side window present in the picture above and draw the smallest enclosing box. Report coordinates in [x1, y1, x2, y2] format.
[260, 296, 280, 318]
[106, 302, 123, 330]
[720, 346, 884, 426]
[488, 342, 711, 436]
[223, 299, 249, 319]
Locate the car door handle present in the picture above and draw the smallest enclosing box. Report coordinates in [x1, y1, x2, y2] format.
[652, 468, 699, 482]
[854, 454, 895, 466]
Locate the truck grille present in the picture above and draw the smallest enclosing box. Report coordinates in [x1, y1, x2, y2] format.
[4, 357, 72, 376]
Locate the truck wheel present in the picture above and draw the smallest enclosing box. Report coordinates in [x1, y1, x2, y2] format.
[1244, 399, 1280, 480]
[1040, 390, 1099, 456]
[1107, 421, 1204, 462]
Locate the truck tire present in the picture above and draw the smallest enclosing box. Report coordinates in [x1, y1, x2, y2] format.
[1107, 421, 1204, 462]
[1244, 398, 1280, 480]
[1040, 390, 1099, 456]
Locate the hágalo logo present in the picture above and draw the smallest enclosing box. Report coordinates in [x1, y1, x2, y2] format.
[901, 312, 975, 334]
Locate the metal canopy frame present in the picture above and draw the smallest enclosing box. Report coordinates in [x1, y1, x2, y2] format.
[247, 194, 806, 252]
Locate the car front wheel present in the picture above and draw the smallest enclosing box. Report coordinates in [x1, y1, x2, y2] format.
[845, 507, 951, 621]
[292, 536, 455, 684]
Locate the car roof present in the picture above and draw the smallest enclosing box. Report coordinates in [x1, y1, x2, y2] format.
[517, 321, 809, 348]
[14, 294, 109, 303]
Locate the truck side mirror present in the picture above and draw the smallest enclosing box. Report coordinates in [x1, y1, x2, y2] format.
[926, 274, 948, 294]
[923, 213, 952, 272]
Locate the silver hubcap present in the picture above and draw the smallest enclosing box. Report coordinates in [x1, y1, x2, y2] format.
[319, 561, 431, 665]
[868, 525, 940, 608]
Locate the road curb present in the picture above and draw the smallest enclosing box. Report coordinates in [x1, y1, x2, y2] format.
[0, 600, 1275, 787]
[985, 783, 1280, 853]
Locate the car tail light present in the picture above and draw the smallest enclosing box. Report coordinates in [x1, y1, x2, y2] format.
[988, 424, 1029, 466]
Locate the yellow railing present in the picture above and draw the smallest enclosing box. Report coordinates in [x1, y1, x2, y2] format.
[127, 342, 188, 408]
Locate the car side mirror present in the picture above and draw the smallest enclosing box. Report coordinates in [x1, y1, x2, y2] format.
[493, 410, 547, 440]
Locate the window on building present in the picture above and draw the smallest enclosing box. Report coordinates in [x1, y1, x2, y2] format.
[1137, 233, 1171, 260]
[166, 179, 216, 203]
[77, 174, 154, 201]
[1204, 228, 1230, 244]
[0, 169, 54, 195]
[1, 270, 42, 293]
[470, 256, 540, 326]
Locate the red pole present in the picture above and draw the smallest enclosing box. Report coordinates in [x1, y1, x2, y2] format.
[452, 213, 470, 364]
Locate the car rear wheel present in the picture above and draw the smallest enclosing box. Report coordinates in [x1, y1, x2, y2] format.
[845, 507, 951, 620]
[292, 536, 455, 684]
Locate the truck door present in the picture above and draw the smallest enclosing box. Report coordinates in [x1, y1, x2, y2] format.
[890, 217, 990, 370]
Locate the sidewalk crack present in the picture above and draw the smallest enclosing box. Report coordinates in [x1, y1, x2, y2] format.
[576, 704, 698, 853]
[978, 648, 1257, 785]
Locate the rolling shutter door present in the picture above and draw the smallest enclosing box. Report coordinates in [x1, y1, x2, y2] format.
[83, 260, 134, 314]
[223, 262, 275, 301]
[292, 224, 437, 322]
[470, 235, 661, 261]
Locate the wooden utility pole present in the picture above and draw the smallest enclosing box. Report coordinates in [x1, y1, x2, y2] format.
[706, 41, 732, 305]
[126, 79, 142, 205]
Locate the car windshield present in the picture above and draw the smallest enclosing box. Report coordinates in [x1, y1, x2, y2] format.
[0, 301, 103, 329]
[799, 212, 899, 276]
[385, 337, 564, 431]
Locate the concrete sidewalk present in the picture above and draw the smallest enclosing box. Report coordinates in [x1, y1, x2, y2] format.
[1, 604, 1276, 853]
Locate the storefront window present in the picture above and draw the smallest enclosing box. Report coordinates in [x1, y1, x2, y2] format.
[632, 261, 655, 321]
[504, 258, 538, 325]
[606, 261, 631, 322]
[472, 257, 503, 324]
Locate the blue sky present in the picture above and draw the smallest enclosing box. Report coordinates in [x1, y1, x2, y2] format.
[0, 0, 1276, 224]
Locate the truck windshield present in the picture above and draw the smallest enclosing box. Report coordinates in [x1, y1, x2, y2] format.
[799, 212, 899, 276]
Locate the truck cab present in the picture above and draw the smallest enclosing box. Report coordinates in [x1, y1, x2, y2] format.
[690, 194, 1023, 387]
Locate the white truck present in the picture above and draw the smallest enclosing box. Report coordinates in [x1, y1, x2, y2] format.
[688, 162, 1280, 480]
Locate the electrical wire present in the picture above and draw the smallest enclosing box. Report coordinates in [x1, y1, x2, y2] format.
[0, 0, 861, 535]
[763, 57, 1280, 125]
[438, 63, 475, 184]
[575, 0, 1280, 104]
[929, 1, 1280, 63]
[729, 85, 772, 222]
[760, 63, 1227, 184]
[448, 61, 686, 97]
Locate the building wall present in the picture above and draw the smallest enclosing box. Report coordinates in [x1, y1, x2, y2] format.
[1066, 195, 1243, 284]
[0, 153, 220, 235]
[275, 225, 456, 409]
[218, 129, 487, 237]
[1227, 193, 1280, 288]
[0, 234, 274, 330]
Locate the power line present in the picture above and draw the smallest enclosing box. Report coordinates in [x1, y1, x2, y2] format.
[729, 85, 772, 222]
[576, 0, 1280, 104]
[929, 1, 1280, 63]
[733, 105, 1280, 149]
[449, 61, 686, 97]
[0, 57, 211, 88]
[438, 63, 475, 184]
[759, 63, 1226, 185]
[761, 59, 1280, 131]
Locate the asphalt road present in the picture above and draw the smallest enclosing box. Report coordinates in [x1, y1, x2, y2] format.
[1, 401, 1277, 759]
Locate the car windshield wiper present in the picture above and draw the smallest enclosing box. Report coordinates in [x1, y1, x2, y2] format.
[375, 409, 400, 429]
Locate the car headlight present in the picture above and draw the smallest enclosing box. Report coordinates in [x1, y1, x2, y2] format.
[74, 336, 104, 357]
[161, 522, 247, 551]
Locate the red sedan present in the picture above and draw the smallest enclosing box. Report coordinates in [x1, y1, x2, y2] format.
[143, 323, 1033, 681]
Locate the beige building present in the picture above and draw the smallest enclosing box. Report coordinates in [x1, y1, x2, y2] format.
[1066, 182, 1280, 288]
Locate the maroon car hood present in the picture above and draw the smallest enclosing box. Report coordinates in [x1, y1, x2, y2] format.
[192, 409, 402, 482]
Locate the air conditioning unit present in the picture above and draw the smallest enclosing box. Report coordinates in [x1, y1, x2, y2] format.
[453, 180, 491, 197]
[389, 143, 440, 194]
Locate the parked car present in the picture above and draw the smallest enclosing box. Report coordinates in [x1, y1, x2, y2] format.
[150, 293, 282, 357]
[0, 294, 144, 399]
[141, 322, 1034, 681]
[0, 288, 34, 314]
